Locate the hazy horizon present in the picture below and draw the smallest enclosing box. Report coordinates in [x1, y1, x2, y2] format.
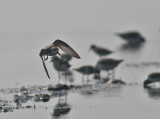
[0, 0, 160, 88]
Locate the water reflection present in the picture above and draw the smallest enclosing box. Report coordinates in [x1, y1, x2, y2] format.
[119, 43, 145, 52]
[101, 85, 125, 98]
[52, 95, 71, 118]
[145, 87, 160, 100]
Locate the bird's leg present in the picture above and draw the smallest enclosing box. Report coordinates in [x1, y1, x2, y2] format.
[58, 95, 61, 104]
[112, 70, 115, 75]
[107, 71, 109, 79]
[112, 69, 115, 80]
[87, 75, 89, 85]
[65, 95, 68, 103]
[58, 71, 60, 84]
[82, 75, 84, 85]
[65, 71, 67, 85]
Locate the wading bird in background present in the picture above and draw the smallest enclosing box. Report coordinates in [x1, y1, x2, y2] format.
[144, 72, 160, 88]
[116, 31, 145, 45]
[96, 58, 123, 79]
[73, 65, 100, 85]
[39, 39, 80, 79]
[50, 56, 71, 84]
[89, 44, 113, 57]
[61, 54, 72, 62]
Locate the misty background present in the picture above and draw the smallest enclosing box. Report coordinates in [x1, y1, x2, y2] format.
[0, 0, 160, 88]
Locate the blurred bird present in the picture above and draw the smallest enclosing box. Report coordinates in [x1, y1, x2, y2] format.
[61, 70, 73, 77]
[50, 56, 71, 84]
[96, 58, 123, 78]
[39, 39, 80, 79]
[53, 95, 71, 117]
[90, 44, 113, 57]
[116, 31, 145, 45]
[61, 70, 74, 84]
[73, 65, 100, 85]
[61, 54, 72, 62]
[144, 72, 160, 88]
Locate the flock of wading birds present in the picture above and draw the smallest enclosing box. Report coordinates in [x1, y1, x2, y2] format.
[39, 31, 159, 88]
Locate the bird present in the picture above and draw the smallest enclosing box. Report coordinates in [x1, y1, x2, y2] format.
[96, 58, 123, 78]
[61, 54, 72, 62]
[116, 31, 145, 45]
[144, 72, 160, 88]
[39, 39, 80, 79]
[89, 44, 112, 57]
[50, 56, 71, 84]
[73, 65, 100, 85]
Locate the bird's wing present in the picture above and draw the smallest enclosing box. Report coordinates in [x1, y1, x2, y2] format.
[40, 55, 50, 79]
[53, 40, 80, 59]
[43, 44, 55, 50]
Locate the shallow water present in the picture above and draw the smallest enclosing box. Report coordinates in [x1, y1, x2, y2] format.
[1, 84, 160, 119]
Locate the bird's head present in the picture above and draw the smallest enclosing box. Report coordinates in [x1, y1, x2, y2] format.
[89, 44, 96, 51]
[51, 47, 61, 56]
[50, 56, 60, 63]
[141, 37, 145, 42]
[39, 49, 46, 57]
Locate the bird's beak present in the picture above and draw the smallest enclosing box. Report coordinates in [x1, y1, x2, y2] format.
[57, 51, 61, 56]
[88, 48, 91, 51]
[39, 50, 43, 57]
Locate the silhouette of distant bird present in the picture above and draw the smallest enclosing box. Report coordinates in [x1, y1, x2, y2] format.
[116, 31, 145, 45]
[96, 58, 123, 78]
[144, 72, 160, 88]
[50, 56, 71, 84]
[39, 39, 80, 79]
[73, 65, 100, 85]
[90, 44, 112, 57]
[61, 54, 72, 62]
[96, 58, 123, 71]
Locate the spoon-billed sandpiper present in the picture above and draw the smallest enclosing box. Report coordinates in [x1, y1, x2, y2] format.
[90, 44, 112, 57]
[39, 39, 80, 79]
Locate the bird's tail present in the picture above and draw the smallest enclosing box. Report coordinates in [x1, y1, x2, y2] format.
[118, 59, 124, 63]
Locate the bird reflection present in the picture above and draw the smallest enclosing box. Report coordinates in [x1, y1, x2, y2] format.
[52, 95, 71, 118]
[145, 87, 160, 100]
[119, 43, 145, 51]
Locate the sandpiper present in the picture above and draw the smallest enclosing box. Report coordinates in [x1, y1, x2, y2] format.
[116, 31, 145, 45]
[73, 65, 100, 85]
[96, 58, 123, 78]
[90, 44, 112, 57]
[39, 39, 80, 79]
[50, 56, 71, 84]
[61, 54, 72, 62]
[144, 72, 160, 88]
